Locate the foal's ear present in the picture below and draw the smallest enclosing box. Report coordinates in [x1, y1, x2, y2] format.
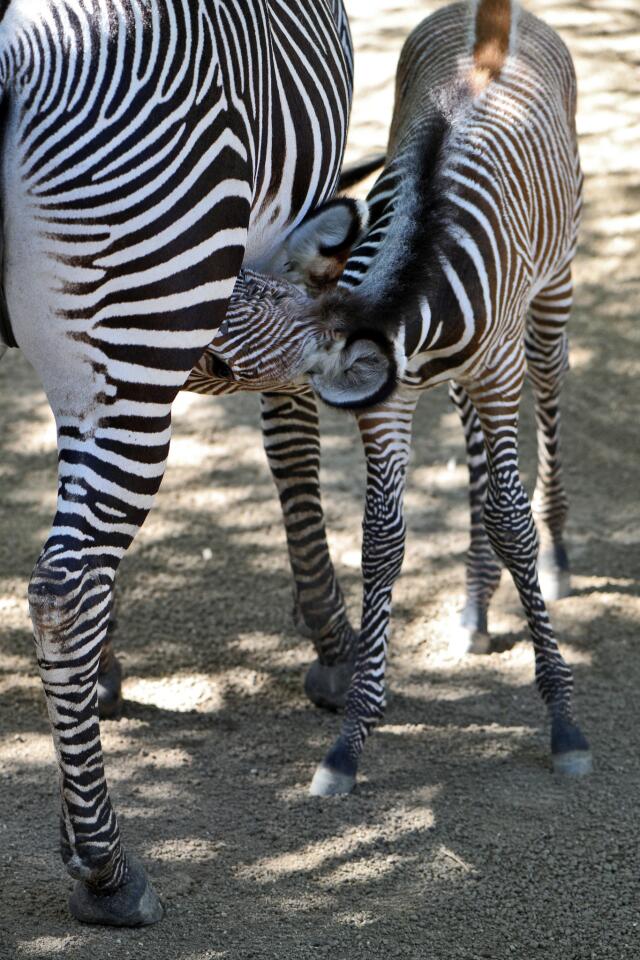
[283, 198, 369, 292]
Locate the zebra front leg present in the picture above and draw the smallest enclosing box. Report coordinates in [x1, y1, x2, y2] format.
[28, 412, 176, 926]
[466, 356, 591, 776]
[526, 267, 573, 601]
[448, 381, 502, 654]
[310, 394, 416, 795]
[261, 389, 357, 711]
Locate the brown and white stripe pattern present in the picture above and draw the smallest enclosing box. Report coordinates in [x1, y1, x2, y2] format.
[301, 0, 591, 794]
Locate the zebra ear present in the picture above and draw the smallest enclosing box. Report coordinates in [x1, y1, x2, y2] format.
[283, 198, 369, 292]
[308, 328, 399, 410]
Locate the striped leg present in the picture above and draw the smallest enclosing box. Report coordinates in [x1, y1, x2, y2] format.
[448, 381, 502, 654]
[29, 410, 172, 925]
[526, 267, 573, 601]
[310, 393, 417, 795]
[465, 346, 590, 776]
[261, 389, 357, 710]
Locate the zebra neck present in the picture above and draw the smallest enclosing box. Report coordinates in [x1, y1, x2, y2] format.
[338, 119, 464, 345]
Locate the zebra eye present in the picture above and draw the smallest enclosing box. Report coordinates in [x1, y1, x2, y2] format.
[219, 319, 229, 336]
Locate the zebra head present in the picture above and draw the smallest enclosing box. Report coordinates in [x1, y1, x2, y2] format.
[204, 197, 401, 407]
[275, 197, 406, 409]
[204, 267, 397, 408]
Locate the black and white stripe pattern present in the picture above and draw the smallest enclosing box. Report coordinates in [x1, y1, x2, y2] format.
[0, 0, 353, 925]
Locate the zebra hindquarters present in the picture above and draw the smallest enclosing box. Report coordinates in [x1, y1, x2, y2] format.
[462, 342, 591, 777]
[310, 392, 417, 796]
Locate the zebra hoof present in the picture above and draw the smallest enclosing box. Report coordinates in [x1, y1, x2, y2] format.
[551, 717, 592, 777]
[449, 627, 491, 657]
[539, 544, 571, 602]
[309, 738, 357, 796]
[552, 749, 592, 777]
[69, 854, 164, 927]
[539, 567, 572, 603]
[98, 653, 123, 720]
[449, 606, 491, 657]
[304, 659, 354, 711]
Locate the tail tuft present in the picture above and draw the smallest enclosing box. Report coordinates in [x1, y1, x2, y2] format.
[472, 0, 512, 89]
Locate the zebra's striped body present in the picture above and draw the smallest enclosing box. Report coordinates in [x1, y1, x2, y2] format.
[0, 0, 356, 925]
[280, 0, 591, 795]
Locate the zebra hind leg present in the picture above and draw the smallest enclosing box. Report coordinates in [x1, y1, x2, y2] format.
[466, 355, 591, 777]
[261, 390, 357, 710]
[29, 414, 172, 926]
[448, 381, 502, 655]
[526, 268, 574, 602]
[310, 395, 417, 796]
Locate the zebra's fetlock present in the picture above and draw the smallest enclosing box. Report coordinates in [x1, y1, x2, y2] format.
[61, 830, 123, 890]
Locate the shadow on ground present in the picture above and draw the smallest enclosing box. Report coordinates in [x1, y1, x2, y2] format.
[1, 1, 639, 958]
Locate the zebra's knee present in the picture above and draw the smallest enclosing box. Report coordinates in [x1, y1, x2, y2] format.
[483, 474, 539, 566]
[28, 554, 108, 649]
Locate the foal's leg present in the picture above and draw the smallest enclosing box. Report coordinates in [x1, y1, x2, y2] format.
[526, 266, 573, 601]
[310, 392, 417, 795]
[465, 346, 590, 776]
[261, 388, 357, 710]
[448, 381, 502, 654]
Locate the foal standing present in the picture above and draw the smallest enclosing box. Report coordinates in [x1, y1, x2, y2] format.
[278, 0, 591, 794]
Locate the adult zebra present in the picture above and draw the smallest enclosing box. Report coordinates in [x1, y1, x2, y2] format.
[0, 0, 394, 928]
[253, 0, 593, 796]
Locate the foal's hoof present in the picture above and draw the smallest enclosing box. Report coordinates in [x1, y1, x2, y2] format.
[98, 653, 123, 720]
[304, 659, 354, 711]
[69, 854, 164, 927]
[449, 607, 490, 657]
[539, 567, 572, 603]
[551, 717, 592, 778]
[539, 545, 571, 602]
[309, 738, 357, 797]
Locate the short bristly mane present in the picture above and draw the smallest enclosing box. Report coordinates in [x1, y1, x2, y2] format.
[324, 112, 455, 339]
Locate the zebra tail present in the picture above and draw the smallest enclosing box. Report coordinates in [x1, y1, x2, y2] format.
[471, 0, 514, 90]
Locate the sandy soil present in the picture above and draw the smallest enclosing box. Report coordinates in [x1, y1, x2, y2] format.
[1, 1, 639, 958]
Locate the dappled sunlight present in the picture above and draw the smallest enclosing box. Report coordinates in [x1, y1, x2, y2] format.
[16, 936, 78, 958]
[238, 794, 437, 883]
[0, 730, 53, 767]
[146, 837, 223, 864]
[125, 674, 225, 714]
[1, 1, 638, 957]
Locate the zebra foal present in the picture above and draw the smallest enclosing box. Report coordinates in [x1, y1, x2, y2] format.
[272, 0, 592, 795]
[0, 0, 394, 927]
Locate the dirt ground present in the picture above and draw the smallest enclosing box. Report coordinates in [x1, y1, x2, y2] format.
[1, 1, 639, 958]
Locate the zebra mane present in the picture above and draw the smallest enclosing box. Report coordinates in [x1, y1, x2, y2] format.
[327, 111, 457, 339]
